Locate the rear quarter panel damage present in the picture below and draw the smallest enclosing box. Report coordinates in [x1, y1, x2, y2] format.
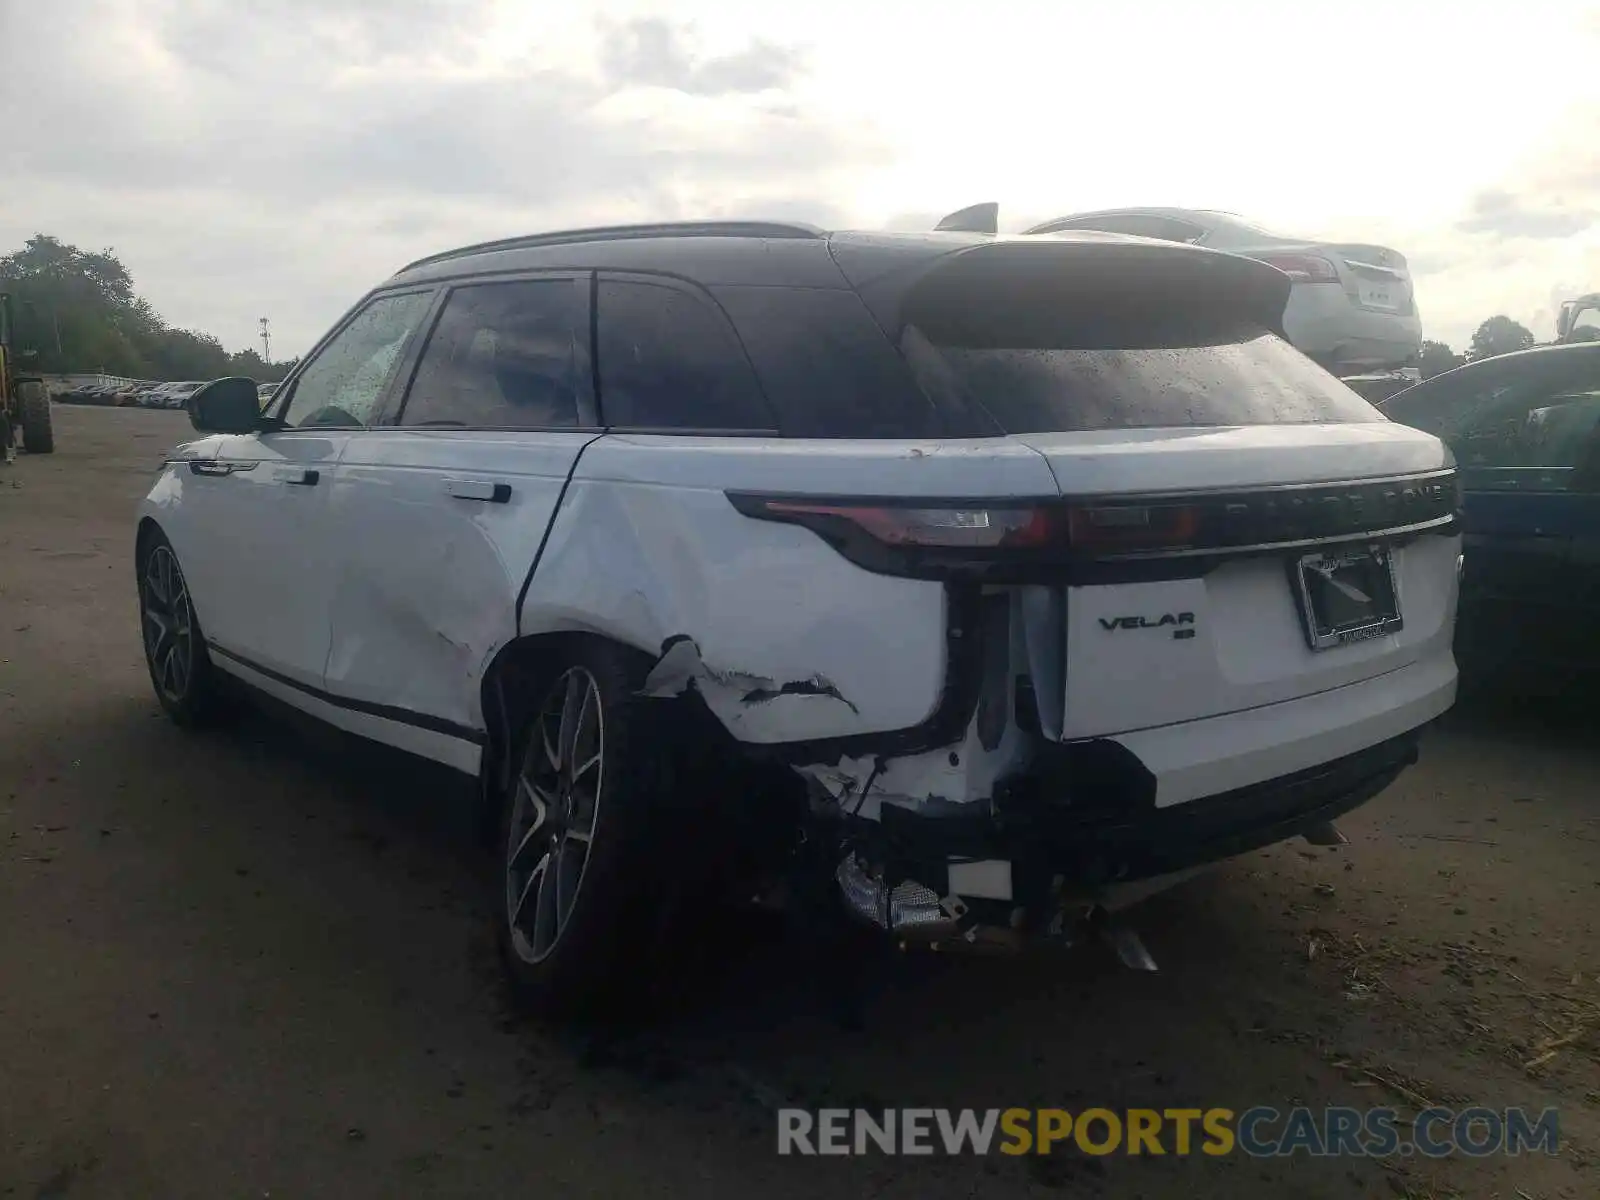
[515, 433, 1066, 744]
[521, 474, 946, 742]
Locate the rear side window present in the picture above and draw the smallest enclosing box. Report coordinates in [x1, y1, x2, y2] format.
[401, 278, 587, 428]
[1032, 214, 1204, 242]
[713, 286, 940, 438]
[596, 279, 774, 430]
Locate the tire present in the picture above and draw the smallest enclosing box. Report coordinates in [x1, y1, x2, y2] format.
[19, 382, 54, 453]
[137, 531, 228, 727]
[495, 640, 673, 1017]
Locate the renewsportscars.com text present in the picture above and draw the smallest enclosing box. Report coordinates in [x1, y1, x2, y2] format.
[777, 1106, 1560, 1158]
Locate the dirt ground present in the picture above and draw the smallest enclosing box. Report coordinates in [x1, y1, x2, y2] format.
[2, 404, 1598, 1200]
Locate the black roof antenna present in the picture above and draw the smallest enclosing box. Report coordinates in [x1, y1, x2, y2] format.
[934, 202, 998, 234]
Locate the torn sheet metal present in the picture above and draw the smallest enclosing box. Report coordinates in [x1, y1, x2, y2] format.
[520, 469, 950, 744]
[797, 708, 1032, 817]
[640, 635, 861, 737]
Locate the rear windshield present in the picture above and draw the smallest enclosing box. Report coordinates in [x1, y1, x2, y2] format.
[903, 325, 1380, 433]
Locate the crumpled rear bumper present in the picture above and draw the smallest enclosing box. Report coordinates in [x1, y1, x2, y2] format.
[839, 730, 1421, 935]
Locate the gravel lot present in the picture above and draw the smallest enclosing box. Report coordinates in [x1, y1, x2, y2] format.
[3, 405, 1598, 1199]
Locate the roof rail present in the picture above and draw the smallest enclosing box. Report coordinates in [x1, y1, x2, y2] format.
[934, 202, 999, 234]
[398, 220, 826, 273]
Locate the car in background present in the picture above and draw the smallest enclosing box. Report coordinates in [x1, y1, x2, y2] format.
[62, 381, 121, 404]
[135, 218, 1459, 1013]
[1380, 341, 1600, 685]
[256, 382, 279, 407]
[132, 383, 179, 408]
[118, 381, 163, 406]
[157, 381, 208, 410]
[1018, 207, 1422, 375]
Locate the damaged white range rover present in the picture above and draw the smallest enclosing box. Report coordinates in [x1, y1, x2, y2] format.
[136, 220, 1460, 1012]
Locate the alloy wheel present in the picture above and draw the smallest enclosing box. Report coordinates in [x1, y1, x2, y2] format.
[505, 667, 605, 965]
[141, 545, 195, 704]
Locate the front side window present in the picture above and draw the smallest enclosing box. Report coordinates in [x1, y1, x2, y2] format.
[401, 279, 588, 428]
[280, 291, 434, 429]
[596, 279, 774, 430]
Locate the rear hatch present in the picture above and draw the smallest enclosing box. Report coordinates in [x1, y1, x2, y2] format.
[844, 235, 1457, 740]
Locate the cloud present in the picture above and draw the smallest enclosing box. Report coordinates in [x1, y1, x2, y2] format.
[0, 1, 882, 356]
[595, 16, 804, 95]
[1456, 189, 1595, 241]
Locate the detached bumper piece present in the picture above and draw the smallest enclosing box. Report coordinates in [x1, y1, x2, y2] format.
[834, 732, 1420, 954]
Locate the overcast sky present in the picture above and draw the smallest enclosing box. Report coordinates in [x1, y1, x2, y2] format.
[2, 0, 1596, 358]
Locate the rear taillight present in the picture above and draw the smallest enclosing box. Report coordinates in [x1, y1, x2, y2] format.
[727, 495, 1204, 573]
[750, 500, 1055, 549]
[728, 475, 1460, 582]
[1256, 254, 1340, 284]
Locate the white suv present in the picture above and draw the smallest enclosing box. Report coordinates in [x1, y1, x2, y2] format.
[136, 221, 1460, 1012]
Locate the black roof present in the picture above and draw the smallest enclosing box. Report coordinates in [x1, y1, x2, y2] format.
[389, 221, 1017, 292]
[382, 220, 1145, 292]
[379, 220, 1295, 344]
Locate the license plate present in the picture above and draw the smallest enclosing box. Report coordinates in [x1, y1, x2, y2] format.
[1358, 282, 1398, 310]
[1293, 544, 1402, 651]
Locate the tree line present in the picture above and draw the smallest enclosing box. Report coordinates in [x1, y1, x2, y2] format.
[0, 230, 1559, 387]
[1419, 314, 1546, 379]
[0, 234, 296, 383]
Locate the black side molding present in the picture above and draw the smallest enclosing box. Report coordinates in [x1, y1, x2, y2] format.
[207, 641, 486, 745]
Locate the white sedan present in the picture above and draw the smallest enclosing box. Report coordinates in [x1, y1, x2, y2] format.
[1020, 207, 1423, 375]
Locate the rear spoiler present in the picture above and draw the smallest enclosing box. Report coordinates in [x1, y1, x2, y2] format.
[875, 238, 1294, 345]
[934, 202, 998, 234]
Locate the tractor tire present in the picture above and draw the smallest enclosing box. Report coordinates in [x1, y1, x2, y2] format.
[19, 381, 54, 454]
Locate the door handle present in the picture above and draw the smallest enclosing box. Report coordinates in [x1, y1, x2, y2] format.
[189, 460, 256, 477]
[276, 467, 320, 486]
[446, 479, 512, 503]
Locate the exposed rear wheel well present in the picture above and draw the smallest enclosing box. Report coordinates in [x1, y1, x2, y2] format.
[475, 632, 656, 841]
[475, 630, 807, 868]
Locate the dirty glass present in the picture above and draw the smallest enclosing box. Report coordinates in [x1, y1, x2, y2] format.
[280, 291, 434, 428]
[401, 279, 586, 428]
[905, 325, 1378, 433]
[713, 285, 941, 438]
[595, 279, 774, 430]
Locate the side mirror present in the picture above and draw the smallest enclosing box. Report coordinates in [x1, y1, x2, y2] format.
[189, 377, 263, 434]
[1557, 302, 1575, 340]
